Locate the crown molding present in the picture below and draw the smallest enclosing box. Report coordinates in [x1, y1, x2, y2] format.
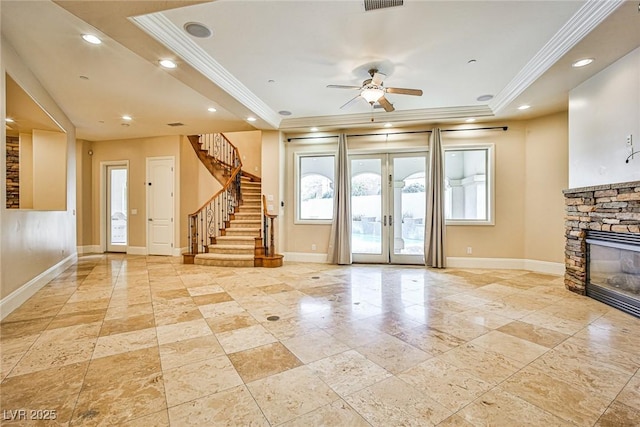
[490, 0, 624, 114]
[131, 13, 282, 129]
[279, 105, 494, 130]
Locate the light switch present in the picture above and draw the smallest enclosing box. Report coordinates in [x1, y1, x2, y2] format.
[131, 209, 138, 215]
[267, 194, 274, 201]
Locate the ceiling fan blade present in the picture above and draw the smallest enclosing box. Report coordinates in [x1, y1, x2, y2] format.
[371, 72, 386, 85]
[327, 84, 362, 90]
[377, 96, 395, 112]
[386, 87, 423, 96]
[340, 94, 364, 110]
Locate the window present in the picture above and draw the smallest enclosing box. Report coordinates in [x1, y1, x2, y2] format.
[444, 146, 493, 224]
[297, 154, 335, 222]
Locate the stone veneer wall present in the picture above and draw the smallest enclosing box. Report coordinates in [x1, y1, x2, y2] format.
[564, 181, 640, 294]
[6, 136, 19, 208]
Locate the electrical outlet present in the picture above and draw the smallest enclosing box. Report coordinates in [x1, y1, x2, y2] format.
[311, 244, 317, 251]
[466, 246, 472, 255]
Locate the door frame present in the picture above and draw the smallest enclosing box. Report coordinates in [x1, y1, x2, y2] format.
[100, 160, 129, 253]
[145, 156, 175, 256]
[350, 151, 428, 265]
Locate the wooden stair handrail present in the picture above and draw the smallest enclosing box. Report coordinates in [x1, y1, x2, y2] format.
[189, 166, 241, 217]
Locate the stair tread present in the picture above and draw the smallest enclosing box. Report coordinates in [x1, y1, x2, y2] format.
[208, 244, 254, 250]
[196, 253, 254, 260]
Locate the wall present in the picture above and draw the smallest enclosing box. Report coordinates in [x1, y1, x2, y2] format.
[225, 130, 262, 177]
[89, 135, 181, 252]
[524, 112, 568, 263]
[1, 37, 77, 304]
[261, 131, 284, 252]
[76, 139, 93, 248]
[32, 129, 66, 210]
[283, 117, 568, 266]
[18, 132, 32, 208]
[569, 47, 640, 188]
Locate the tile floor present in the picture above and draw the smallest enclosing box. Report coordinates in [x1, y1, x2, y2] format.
[1, 254, 639, 426]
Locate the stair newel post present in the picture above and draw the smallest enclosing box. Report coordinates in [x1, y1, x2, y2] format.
[269, 216, 275, 258]
[263, 212, 269, 256]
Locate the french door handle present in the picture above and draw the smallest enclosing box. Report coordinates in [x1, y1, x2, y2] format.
[383, 215, 387, 226]
[389, 215, 393, 226]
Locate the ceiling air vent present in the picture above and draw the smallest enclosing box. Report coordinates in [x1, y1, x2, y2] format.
[363, 0, 403, 12]
[167, 122, 185, 127]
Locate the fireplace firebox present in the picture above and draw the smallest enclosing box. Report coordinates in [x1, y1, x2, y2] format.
[587, 230, 640, 318]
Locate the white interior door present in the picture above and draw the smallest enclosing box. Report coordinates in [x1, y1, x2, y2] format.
[351, 152, 427, 264]
[106, 164, 128, 252]
[146, 157, 174, 256]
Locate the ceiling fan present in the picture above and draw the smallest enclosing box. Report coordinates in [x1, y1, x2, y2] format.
[327, 68, 423, 112]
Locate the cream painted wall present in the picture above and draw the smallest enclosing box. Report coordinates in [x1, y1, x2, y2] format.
[283, 118, 568, 264]
[76, 139, 93, 247]
[569, 47, 640, 188]
[179, 136, 221, 250]
[89, 135, 181, 250]
[33, 129, 67, 210]
[261, 131, 284, 252]
[1, 37, 77, 300]
[18, 132, 33, 208]
[524, 112, 568, 263]
[225, 130, 262, 177]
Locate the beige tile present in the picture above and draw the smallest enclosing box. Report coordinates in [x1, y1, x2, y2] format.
[155, 318, 212, 345]
[397, 358, 493, 412]
[346, 376, 451, 426]
[0, 334, 39, 380]
[168, 385, 269, 426]
[326, 322, 385, 347]
[554, 337, 640, 375]
[470, 330, 549, 365]
[395, 325, 466, 355]
[617, 372, 640, 411]
[437, 414, 474, 426]
[46, 308, 107, 330]
[497, 320, 570, 348]
[0, 316, 53, 340]
[261, 317, 320, 340]
[280, 399, 370, 427]
[99, 313, 155, 336]
[439, 342, 522, 384]
[186, 284, 225, 296]
[356, 333, 431, 374]
[1, 362, 88, 426]
[519, 311, 586, 335]
[282, 330, 351, 363]
[574, 324, 640, 356]
[104, 303, 153, 321]
[308, 350, 391, 396]
[595, 401, 640, 427]
[205, 311, 258, 333]
[228, 342, 302, 383]
[162, 355, 243, 407]
[122, 410, 169, 426]
[93, 327, 157, 359]
[246, 365, 339, 425]
[501, 366, 611, 427]
[198, 300, 246, 318]
[458, 388, 573, 426]
[191, 292, 234, 306]
[159, 334, 224, 370]
[216, 324, 277, 354]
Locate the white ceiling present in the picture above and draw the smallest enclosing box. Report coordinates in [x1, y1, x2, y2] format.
[2, 0, 639, 140]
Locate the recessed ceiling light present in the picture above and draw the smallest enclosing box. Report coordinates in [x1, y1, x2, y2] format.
[278, 110, 292, 116]
[477, 94, 493, 102]
[159, 59, 177, 69]
[5, 118, 14, 123]
[247, 117, 257, 122]
[122, 115, 132, 121]
[310, 127, 319, 132]
[572, 58, 594, 68]
[207, 107, 217, 112]
[81, 34, 102, 45]
[184, 22, 212, 38]
[384, 123, 392, 128]
[517, 105, 531, 110]
[465, 118, 476, 123]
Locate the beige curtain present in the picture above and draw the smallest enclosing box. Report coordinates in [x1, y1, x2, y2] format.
[327, 134, 352, 264]
[425, 128, 446, 268]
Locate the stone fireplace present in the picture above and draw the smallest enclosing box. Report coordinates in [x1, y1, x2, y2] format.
[564, 181, 640, 317]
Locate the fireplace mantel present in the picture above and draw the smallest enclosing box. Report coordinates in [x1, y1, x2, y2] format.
[564, 180, 640, 295]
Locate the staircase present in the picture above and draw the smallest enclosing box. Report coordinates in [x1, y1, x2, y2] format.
[194, 178, 262, 267]
[183, 133, 282, 268]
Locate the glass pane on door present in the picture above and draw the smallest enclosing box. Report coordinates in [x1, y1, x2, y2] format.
[392, 155, 426, 258]
[109, 167, 127, 246]
[351, 158, 383, 255]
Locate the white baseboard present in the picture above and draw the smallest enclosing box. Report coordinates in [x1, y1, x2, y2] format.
[447, 257, 564, 275]
[127, 246, 148, 256]
[77, 245, 101, 255]
[0, 253, 78, 320]
[173, 247, 187, 257]
[283, 252, 329, 263]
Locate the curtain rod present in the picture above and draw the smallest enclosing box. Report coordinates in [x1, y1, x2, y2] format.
[286, 126, 508, 142]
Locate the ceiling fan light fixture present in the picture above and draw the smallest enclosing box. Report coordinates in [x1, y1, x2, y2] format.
[361, 86, 384, 104]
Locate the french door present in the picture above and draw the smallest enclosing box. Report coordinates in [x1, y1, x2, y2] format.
[106, 164, 128, 252]
[350, 152, 427, 264]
